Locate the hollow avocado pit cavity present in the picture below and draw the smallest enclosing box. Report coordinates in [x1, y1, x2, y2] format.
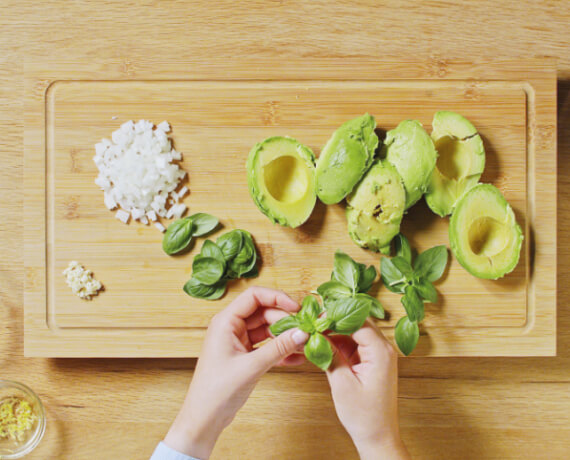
[449, 183, 523, 279]
[434, 135, 473, 181]
[247, 136, 317, 228]
[425, 111, 486, 217]
[467, 216, 509, 257]
[264, 155, 309, 204]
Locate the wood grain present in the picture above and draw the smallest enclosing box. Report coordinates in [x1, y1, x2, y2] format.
[24, 63, 555, 357]
[1, 1, 569, 458]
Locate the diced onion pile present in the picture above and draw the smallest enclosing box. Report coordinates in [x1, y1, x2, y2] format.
[93, 120, 188, 230]
[63, 261, 103, 300]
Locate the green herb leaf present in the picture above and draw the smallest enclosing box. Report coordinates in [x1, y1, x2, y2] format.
[183, 277, 226, 300]
[240, 265, 259, 279]
[299, 296, 322, 320]
[162, 217, 194, 255]
[189, 213, 219, 237]
[200, 240, 226, 268]
[401, 285, 424, 322]
[414, 245, 448, 282]
[394, 233, 412, 263]
[216, 230, 244, 261]
[192, 256, 225, 285]
[269, 315, 299, 336]
[357, 265, 377, 293]
[332, 250, 360, 293]
[380, 257, 407, 294]
[415, 279, 437, 303]
[355, 293, 385, 320]
[304, 333, 333, 370]
[317, 281, 352, 301]
[394, 316, 419, 356]
[327, 296, 370, 335]
[314, 316, 333, 333]
[391, 256, 414, 279]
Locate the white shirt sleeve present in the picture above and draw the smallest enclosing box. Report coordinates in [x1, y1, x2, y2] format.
[150, 441, 201, 460]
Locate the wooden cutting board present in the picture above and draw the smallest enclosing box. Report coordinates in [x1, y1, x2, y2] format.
[24, 58, 556, 357]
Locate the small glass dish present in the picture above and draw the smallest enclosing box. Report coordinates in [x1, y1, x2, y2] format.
[0, 380, 46, 459]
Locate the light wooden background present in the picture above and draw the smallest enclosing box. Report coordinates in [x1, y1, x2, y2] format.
[2, 1, 569, 458]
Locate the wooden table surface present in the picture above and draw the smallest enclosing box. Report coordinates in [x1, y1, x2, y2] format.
[1, 1, 569, 458]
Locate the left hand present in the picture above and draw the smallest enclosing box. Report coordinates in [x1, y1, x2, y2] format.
[164, 286, 309, 459]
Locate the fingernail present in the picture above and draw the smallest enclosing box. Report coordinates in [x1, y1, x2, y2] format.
[292, 329, 309, 345]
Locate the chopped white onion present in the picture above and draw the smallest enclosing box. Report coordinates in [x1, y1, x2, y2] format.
[115, 209, 130, 224]
[154, 222, 166, 232]
[93, 120, 187, 226]
[178, 186, 188, 198]
[146, 210, 157, 222]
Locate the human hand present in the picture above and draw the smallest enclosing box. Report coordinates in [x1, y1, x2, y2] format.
[164, 287, 309, 459]
[326, 321, 410, 460]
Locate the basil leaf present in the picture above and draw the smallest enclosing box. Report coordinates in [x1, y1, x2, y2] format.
[269, 315, 299, 336]
[415, 279, 437, 303]
[189, 213, 219, 237]
[414, 245, 448, 282]
[380, 257, 406, 294]
[394, 233, 412, 263]
[391, 256, 414, 279]
[332, 250, 360, 293]
[358, 265, 377, 293]
[240, 265, 259, 279]
[315, 316, 333, 333]
[316, 281, 352, 301]
[183, 277, 226, 300]
[200, 240, 226, 268]
[395, 316, 419, 356]
[304, 333, 333, 370]
[216, 230, 243, 261]
[192, 256, 225, 285]
[355, 293, 385, 320]
[299, 296, 322, 320]
[327, 297, 370, 335]
[162, 217, 194, 255]
[401, 285, 424, 322]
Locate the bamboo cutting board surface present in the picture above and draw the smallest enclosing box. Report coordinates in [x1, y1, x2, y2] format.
[24, 59, 556, 357]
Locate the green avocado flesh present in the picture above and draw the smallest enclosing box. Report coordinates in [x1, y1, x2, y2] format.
[450, 184, 522, 279]
[247, 136, 316, 228]
[381, 120, 437, 209]
[425, 111, 485, 217]
[316, 114, 379, 205]
[346, 160, 406, 253]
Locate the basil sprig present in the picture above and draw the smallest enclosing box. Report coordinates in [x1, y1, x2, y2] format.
[162, 213, 219, 255]
[270, 250, 385, 371]
[381, 233, 448, 356]
[183, 229, 259, 300]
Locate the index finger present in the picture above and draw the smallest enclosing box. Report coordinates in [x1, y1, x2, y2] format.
[226, 286, 300, 319]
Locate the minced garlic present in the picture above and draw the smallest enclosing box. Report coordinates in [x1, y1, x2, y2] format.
[0, 397, 37, 443]
[63, 261, 103, 299]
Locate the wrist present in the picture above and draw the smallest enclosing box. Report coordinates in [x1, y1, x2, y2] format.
[355, 433, 410, 460]
[164, 410, 222, 460]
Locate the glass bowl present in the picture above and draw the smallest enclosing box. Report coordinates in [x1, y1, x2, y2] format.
[0, 380, 46, 459]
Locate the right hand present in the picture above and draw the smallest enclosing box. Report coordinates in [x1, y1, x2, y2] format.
[325, 321, 411, 460]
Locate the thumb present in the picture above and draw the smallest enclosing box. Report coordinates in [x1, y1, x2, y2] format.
[251, 328, 309, 373]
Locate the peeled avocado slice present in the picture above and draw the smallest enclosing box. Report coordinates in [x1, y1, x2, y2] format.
[346, 160, 406, 254]
[450, 184, 522, 279]
[247, 136, 316, 228]
[425, 111, 485, 217]
[316, 114, 378, 205]
[381, 120, 437, 209]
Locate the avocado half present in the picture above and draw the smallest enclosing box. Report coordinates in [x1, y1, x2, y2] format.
[247, 136, 317, 228]
[381, 120, 437, 209]
[425, 111, 485, 217]
[450, 184, 522, 279]
[315, 114, 378, 205]
[346, 159, 406, 254]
